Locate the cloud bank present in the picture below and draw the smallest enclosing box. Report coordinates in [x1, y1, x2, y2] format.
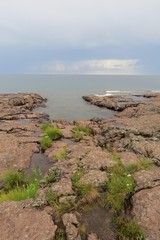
[33, 59, 139, 75]
[0, 0, 159, 74]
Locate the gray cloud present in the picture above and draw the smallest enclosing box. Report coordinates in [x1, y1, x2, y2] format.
[0, 0, 160, 73]
[32, 59, 140, 75]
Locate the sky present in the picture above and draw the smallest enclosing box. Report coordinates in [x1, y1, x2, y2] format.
[0, 0, 160, 74]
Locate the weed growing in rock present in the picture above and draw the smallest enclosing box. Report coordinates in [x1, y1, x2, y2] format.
[40, 123, 62, 151]
[71, 170, 99, 206]
[72, 124, 93, 141]
[3, 170, 25, 191]
[125, 158, 152, 173]
[40, 136, 52, 151]
[40, 122, 52, 131]
[102, 161, 136, 211]
[75, 183, 99, 203]
[46, 191, 59, 205]
[45, 127, 62, 141]
[44, 170, 60, 186]
[54, 148, 67, 161]
[116, 216, 145, 239]
[0, 169, 42, 202]
[71, 169, 84, 186]
[0, 182, 39, 202]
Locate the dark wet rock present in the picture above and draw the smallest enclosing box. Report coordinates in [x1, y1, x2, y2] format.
[0, 201, 57, 240]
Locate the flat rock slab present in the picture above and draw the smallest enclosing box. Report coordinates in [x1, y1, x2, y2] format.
[0, 132, 39, 176]
[133, 167, 160, 191]
[0, 201, 57, 240]
[131, 186, 160, 240]
[80, 170, 108, 187]
[81, 148, 114, 170]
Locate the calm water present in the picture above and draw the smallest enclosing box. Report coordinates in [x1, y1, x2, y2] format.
[0, 75, 160, 120]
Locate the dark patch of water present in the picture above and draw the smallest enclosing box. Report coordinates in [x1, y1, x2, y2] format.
[80, 205, 116, 240]
[25, 153, 53, 177]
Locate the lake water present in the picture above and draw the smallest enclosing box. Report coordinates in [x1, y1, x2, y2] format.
[0, 75, 160, 120]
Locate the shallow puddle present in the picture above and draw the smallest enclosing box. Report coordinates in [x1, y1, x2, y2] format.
[80, 205, 116, 240]
[25, 153, 53, 177]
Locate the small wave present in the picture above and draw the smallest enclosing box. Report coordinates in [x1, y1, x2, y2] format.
[94, 90, 157, 97]
[94, 90, 133, 97]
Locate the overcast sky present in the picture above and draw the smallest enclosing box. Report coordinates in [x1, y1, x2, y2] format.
[0, 0, 160, 74]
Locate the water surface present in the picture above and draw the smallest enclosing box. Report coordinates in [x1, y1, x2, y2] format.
[0, 75, 159, 120]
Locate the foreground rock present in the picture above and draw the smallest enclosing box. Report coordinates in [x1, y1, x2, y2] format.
[0, 201, 57, 240]
[131, 186, 160, 240]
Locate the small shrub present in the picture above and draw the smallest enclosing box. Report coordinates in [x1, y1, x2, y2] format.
[3, 170, 25, 191]
[40, 136, 52, 151]
[54, 148, 67, 161]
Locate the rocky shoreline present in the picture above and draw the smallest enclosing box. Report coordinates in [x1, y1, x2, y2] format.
[0, 92, 160, 240]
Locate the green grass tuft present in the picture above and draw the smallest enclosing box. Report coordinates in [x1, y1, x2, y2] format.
[116, 217, 145, 239]
[72, 124, 93, 141]
[71, 169, 84, 186]
[3, 170, 25, 191]
[0, 169, 42, 202]
[40, 135, 52, 151]
[40, 123, 62, 151]
[44, 127, 62, 141]
[103, 162, 136, 211]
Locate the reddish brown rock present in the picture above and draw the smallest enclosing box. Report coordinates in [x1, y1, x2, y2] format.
[51, 178, 74, 196]
[133, 167, 160, 191]
[131, 186, 160, 240]
[0, 201, 57, 240]
[82, 95, 140, 112]
[80, 170, 108, 187]
[81, 148, 114, 170]
[62, 213, 81, 240]
[0, 93, 48, 120]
